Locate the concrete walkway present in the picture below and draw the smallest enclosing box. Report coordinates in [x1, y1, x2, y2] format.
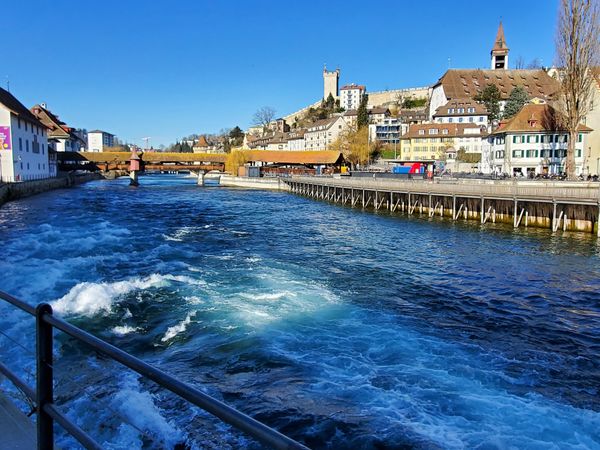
[0, 391, 36, 450]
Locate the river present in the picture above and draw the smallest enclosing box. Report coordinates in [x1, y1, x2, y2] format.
[0, 174, 599, 449]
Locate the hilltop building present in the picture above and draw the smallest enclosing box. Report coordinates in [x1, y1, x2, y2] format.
[305, 116, 350, 150]
[340, 84, 366, 110]
[31, 103, 85, 152]
[323, 66, 340, 100]
[486, 103, 592, 176]
[0, 87, 51, 182]
[87, 130, 115, 152]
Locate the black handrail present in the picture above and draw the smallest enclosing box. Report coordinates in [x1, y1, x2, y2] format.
[0, 290, 309, 450]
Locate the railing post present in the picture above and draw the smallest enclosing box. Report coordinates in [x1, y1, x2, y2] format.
[36, 303, 54, 450]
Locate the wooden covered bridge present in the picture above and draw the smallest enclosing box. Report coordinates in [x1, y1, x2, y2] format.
[57, 151, 226, 173]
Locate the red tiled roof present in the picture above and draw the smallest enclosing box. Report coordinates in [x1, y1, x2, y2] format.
[492, 104, 593, 134]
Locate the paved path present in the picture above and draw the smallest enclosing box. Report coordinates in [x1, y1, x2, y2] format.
[0, 391, 36, 450]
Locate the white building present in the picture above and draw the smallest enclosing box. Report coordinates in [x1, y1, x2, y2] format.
[433, 99, 488, 128]
[0, 88, 52, 182]
[87, 130, 115, 152]
[340, 84, 366, 111]
[287, 129, 306, 151]
[304, 116, 350, 150]
[486, 104, 592, 176]
[31, 104, 85, 152]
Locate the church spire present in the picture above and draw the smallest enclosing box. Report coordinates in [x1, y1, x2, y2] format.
[491, 21, 509, 70]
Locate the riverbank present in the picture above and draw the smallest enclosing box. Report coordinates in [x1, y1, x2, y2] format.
[0, 172, 103, 208]
[219, 175, 290, 191]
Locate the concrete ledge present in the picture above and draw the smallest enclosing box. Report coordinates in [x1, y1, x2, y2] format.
[0, 173, 102, 208]
[219, 175, 290, 191]
[0, 391, 36, 449]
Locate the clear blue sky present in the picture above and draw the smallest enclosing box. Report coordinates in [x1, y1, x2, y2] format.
[6, 0, 559, 147]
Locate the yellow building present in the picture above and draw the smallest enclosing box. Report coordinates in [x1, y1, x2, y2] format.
[400, 123, 486, 161]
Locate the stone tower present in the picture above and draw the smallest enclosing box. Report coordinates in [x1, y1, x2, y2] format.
[323, 65, 340, 100]
[491, 22, 509, 70]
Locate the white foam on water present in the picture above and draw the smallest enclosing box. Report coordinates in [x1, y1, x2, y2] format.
[111, 378, 183, 448]
[161, 311, 197, 342]
[111, 325, 140, 336]
[52, 274, 205, 317]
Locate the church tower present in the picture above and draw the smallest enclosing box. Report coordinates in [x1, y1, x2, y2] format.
[491, 22, 509, 70]
[323, 65, 340, 100]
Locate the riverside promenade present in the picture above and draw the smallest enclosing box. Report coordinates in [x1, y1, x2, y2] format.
[0, 391, 35, 449]
[285, 176, 600, 234]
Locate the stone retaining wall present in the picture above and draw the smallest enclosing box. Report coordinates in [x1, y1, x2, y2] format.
[0, 173, 102, 208]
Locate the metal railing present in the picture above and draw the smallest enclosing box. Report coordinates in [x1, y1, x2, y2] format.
[0, 291, 309, 450]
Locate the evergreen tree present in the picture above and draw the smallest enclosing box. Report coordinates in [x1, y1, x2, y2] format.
[475, 84, 501, 122]
[357, 94, 369, 128]
[503, 86, 529, 119]
[325, 93, 335, 109]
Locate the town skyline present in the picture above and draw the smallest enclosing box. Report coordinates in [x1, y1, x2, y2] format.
[6, 0, 560, 146]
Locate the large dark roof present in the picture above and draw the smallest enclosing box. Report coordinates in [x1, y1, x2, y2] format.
[435, 69, 560, 101]
[0, 87, 43, 125]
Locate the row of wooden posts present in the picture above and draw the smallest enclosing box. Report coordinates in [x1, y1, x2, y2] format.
[286, 181, 600, 235]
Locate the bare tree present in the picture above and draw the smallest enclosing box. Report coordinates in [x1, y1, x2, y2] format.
[526, 58, 543, 69]
[252, 106, 276, 136]
[555, 0, 600, 179]
[514, 55, 526, 69]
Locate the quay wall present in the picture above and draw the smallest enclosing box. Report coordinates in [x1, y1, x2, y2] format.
[0, 173, 102, 208]
[286, 177, 600, 234]
[219, 175, 290, 191]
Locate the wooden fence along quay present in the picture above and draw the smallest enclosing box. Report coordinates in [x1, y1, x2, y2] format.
[284, 176, 600, 235]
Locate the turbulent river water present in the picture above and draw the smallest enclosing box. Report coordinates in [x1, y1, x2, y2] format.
[0, 174, 599, 449]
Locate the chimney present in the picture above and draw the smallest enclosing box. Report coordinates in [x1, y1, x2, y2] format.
[41, 102, 47, 109]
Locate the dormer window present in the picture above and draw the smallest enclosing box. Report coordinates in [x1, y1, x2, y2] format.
[448, 108, 454, 114]
[418, 129, 425, 135]
[442, 129, 449, 135]
[429, 129, 438, 135]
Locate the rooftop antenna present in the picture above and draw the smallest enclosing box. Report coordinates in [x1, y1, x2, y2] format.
[5, 76, 9, 92]
[141, 137, 151, 150]
[448, 57, 451, 69]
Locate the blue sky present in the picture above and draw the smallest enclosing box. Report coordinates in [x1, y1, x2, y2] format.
[6, 0, 559, 147]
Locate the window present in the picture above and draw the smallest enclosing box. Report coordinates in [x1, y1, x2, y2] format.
[25, 122, 28, 132]
[469, 117, 474, 122]
[448, 118, 453, 123]
[578, 134, 583, 143]
[576, 149, 582, 157]
[513, 150, 524, 158]
[459, 117, 464, 123]
[19, 137, 22, 151]
[18, 118, 21, 129]
[521, 136, 526, 143]
[458, 108, 465, 113]
[448, 108, 454, 113]
[495, 150, 505, 158]
[418, 130, 425, 135]
[442, 129, 449, 135]
[526, 150, 538, 158]
[429, 129, 438, 134]
[26, 140, 29, 152]
[541, 150, 551, 158]
[479, 117, 484, 122]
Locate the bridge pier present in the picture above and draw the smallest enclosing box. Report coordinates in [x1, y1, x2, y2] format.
[197, 171, 205, 186]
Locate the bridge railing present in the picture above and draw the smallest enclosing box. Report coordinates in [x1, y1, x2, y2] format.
[0, 290, 308, 450]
